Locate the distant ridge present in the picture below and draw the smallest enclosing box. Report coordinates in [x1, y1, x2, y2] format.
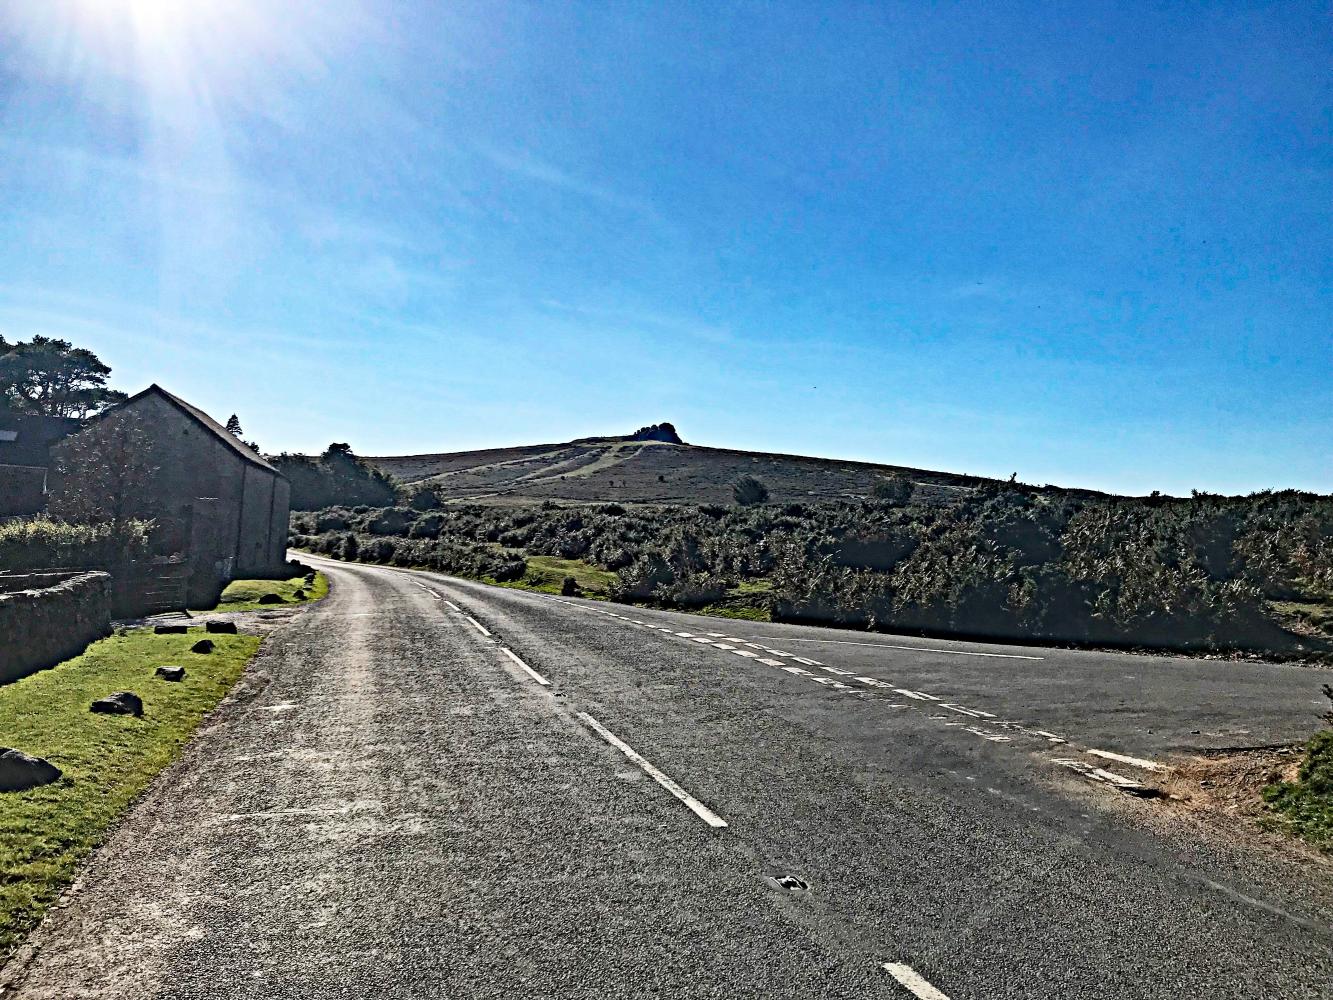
[367, 431, 1105, 507]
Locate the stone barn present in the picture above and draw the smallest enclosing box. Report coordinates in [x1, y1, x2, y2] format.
[51, 385, 291, 607]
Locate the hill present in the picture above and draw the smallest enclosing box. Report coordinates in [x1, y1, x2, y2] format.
[368, 431, 1101, 506]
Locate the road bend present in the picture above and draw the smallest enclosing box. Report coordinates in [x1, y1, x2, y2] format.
[5, 555, 1332, 999]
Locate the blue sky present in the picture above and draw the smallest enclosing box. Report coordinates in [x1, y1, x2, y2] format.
[0, 1, 1328, 495]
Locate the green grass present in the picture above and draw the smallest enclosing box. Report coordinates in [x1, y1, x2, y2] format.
[192, 572, 329, 614]
[493, 556, 618, 597]
[1270, 598, 1333, 638]
[1263, 730, 1333, 852]
[0, 628, 262, 957]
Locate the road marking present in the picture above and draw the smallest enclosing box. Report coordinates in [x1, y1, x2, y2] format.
[818, 664, 854, 676]
[762, 636, 1043, 660]
[792, 656, 823, 666]
[443, 600, 461, 612]
[500, 647, 550, 687]
[895, 688, 941, 701]
[706, 632, 730, 638]
[691, 637, 716, 644]
[758, 658, 785, 666]
[882, 963, 951, 999]
[942, 704, 986, 718]
[732, 649, 759, 658]
[964, 726, 1011, 743]
[674, 632, 695, 638]
[577, 712, 728, 829]
[713, 643, 736, 650]
[1087, 748, 1167, 773]
[412, 582, 440, 598]
[1052, 758, 1152, 794]
[464, 615, 491, 637]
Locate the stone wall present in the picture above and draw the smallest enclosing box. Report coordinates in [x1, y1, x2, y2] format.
[0, 465, 47, 518]
[0, 570, 111, 684]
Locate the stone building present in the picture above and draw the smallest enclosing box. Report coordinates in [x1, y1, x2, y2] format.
[51, 385, 291, 606]
[0, 409, 80, 516]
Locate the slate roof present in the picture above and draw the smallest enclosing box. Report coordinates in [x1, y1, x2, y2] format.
[111, 385, 283, 476]
[0, 408, 81, 467]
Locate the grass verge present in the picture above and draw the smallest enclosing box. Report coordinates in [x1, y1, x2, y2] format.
[192, 571, 329, 614]
[0, 628, 262, 958]
[490, 556, 617, 598]
[1262, 730, 1333, 852]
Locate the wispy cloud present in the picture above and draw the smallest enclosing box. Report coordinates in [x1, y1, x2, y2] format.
[473, 143, 652, 216]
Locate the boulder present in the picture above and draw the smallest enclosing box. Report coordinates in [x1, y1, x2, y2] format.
[0, 748, 62, 792]
[257, 593, 285, 605]
[292, 589, 308, 601]
[205, 621, 238, 634]
[155, 665, 186, 682]
[154, 624, 188, 635]
[90, 691, 143, 717]
[191, 639, 215, 654]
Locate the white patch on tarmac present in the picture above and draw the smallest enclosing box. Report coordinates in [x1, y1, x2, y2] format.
[443, 600, 461, 612]
[882, 963, 952, 999]
[691, 637, 716, 644]
[464, 615, 491, 637]
[856, 676, 897, 689]
[732, 650, 760, 658]
[964, 726, 1011, 743]
[713, 644, 736, 651]
[818, 664, 854, 676]
[706, 632, 730, 638]
[577, 712, 728, 829]
[758, 658, 785, 666]
[501, 647, 550, 687]
[792, 656, 823, 666]
[766, 636, 1043, 660]
[1087, 748, 1167, 773]
[674, 632, 695, 638]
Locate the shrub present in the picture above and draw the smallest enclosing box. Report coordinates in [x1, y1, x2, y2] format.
[871, 477, 915, 504]
[732, 475, 769, 506]
[561, 575, 580, 596]
[0, 517, 152, 572]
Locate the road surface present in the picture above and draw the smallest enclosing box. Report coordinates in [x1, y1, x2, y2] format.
[4, 556, 1332, 999]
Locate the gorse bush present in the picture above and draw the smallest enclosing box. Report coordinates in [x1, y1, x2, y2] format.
[0, 517, 151, 573]
[291, 486, 1333, 652]
[732, 475, 769, 506]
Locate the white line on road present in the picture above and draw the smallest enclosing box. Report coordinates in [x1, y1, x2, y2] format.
[501, 647, 550, 687]
[762, 636, 1043, 660]
[882, 963, 952, 999]
[758, 658, 785, 666]
[732, 649, 760, 658]
[1087, 748, 1167, 773]
[443, 600, 461, 612]
[464, 615, 491, 637]
[577, 712, 728, 829]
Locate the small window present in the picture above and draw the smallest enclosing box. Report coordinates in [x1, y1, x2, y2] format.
[0, 430, 17, 442]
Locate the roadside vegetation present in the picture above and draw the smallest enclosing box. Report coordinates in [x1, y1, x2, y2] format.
[1262, 687, 1333, 852]
[291, 484, 1333, 657]
[0, 628, 261, 958]
[0, 517, 150, 573]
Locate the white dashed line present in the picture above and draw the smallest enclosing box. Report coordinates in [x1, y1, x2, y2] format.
[732, 650, 759, 658]
[464, 615, 491, 637]
[578, 712, 728, 829]
[792, 656, 823, 666]
[674, 632, 695, 638]
[443, 600, 461, 612]
[882, 963, 951, 999]
[501, 647, 550, 687]
[713, 644, 736, 651]
[758, 658, 785, 666]
[1087, 748, 1167, 773]
[762, 636, 1043, 660]
[1052, 758, 1151, 793]
[895, 689, 941, 702]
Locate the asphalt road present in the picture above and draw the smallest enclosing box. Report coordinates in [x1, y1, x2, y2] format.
[5, 556, 1333, 999]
